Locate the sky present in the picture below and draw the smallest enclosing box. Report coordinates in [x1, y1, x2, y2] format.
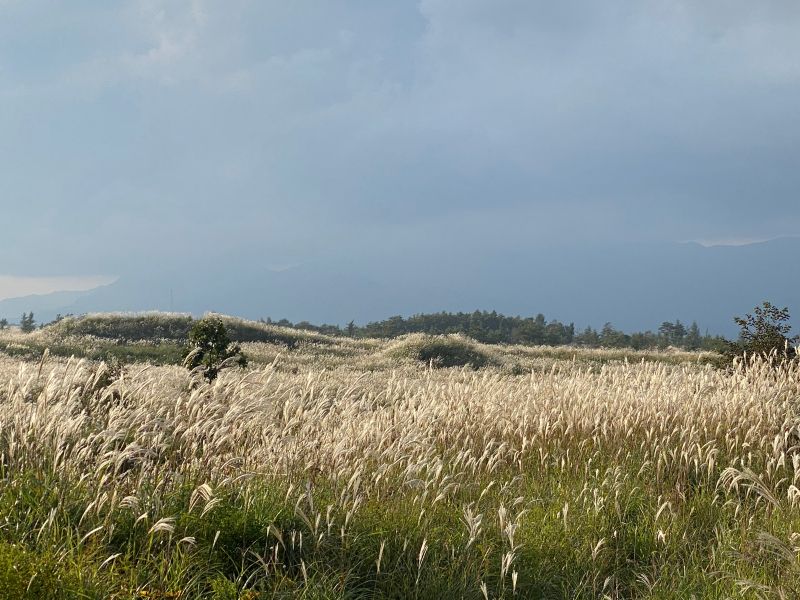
[1, 1, 799, 307]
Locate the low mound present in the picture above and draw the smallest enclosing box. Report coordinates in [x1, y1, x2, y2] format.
[53, 312, 194, 341]
[50, 312, 336, 348]
[384, 333, 497, 368]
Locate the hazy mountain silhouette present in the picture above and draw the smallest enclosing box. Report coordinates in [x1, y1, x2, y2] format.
[2, 238, 798, 337]
[0, 289, 99, 324]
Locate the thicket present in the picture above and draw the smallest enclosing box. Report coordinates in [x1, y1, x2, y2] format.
[384, 334, 497, 369]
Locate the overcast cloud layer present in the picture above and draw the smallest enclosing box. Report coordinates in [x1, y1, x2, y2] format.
[1, 1, 799, 295]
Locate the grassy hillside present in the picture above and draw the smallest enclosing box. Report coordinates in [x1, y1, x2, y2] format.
[1, 312, 724, 371]
[50, 312, 341, 346]
[0, 313, 348, 367]
[0, 313, 794, 598]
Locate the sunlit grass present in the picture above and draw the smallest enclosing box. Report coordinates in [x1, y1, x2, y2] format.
[0, 322, 797, 597]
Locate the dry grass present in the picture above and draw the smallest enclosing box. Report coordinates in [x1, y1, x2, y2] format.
[0, 327, 798, 597]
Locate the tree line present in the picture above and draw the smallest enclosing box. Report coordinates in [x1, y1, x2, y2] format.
[0, 312, 69, 333]
[5, 306, 791, 357]
[261, 311, 728, 351]
[0, 312, 37, 332]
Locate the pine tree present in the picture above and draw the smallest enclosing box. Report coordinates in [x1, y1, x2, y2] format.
[685, 321, 702, 350]
[20, 312, 35, 333]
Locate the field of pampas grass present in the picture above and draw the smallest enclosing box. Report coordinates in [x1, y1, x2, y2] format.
[0, 324, 798, 598]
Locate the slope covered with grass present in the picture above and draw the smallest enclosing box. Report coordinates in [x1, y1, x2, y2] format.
[0, 312, 724, 373]
[0, 344, 798, 597]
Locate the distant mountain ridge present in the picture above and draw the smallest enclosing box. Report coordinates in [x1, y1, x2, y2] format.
[0, 288, 98, 324]
[2, 238, 798, 337]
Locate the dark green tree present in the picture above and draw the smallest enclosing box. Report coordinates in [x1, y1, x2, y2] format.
[658, 320, 686, 347]
[600, 322, 629, 348]
[183, 317, 247, 381]
[0, 318, 7, 330]
[576, 326, 600, 346]
[657, 322, 674, 346]
[20, 312, 35, 333]
[346, 320, 356, 337]
[672, 320, 686, 346]
[730, 301, 797, 361]
[685, 321, 702, 350]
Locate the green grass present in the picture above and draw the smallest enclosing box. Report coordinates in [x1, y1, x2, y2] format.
[0, 336, 184, 366]
[0, 455, 794, 599]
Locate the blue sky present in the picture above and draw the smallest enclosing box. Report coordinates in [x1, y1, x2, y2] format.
[1, 1, 799, 302]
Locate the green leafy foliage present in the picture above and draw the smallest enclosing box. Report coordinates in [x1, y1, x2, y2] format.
[183, 317, 247, 381]
[729, 301, 797, 361]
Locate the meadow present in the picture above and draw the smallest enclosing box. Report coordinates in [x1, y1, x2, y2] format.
[0, 314, 797, 598]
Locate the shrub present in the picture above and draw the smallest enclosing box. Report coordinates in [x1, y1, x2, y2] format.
[728, 301, 797, 362]
[183, 317, 248, 381]
[385, 334, 496, 368]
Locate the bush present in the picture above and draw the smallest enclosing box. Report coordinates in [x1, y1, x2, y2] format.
[728, 301, 797, 362]
[385, 334, 496, 368]
[183, 317, 248, 381]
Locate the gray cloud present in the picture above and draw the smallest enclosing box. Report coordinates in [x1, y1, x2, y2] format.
[0, 0, 798, 278]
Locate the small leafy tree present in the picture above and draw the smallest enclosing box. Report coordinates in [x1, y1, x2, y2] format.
[0, 318, 8, 330]
[730, 301, 797, 361]
[183, 317, 247, 381]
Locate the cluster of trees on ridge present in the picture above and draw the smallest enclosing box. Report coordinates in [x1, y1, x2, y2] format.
[1, 303, 795, 380]
[261, 311, 728, 351]
[0, 312, 69, 333]
[0, 313, 37, 332]
[6, 305, 795, 358]
[181, 304, 798, 381]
